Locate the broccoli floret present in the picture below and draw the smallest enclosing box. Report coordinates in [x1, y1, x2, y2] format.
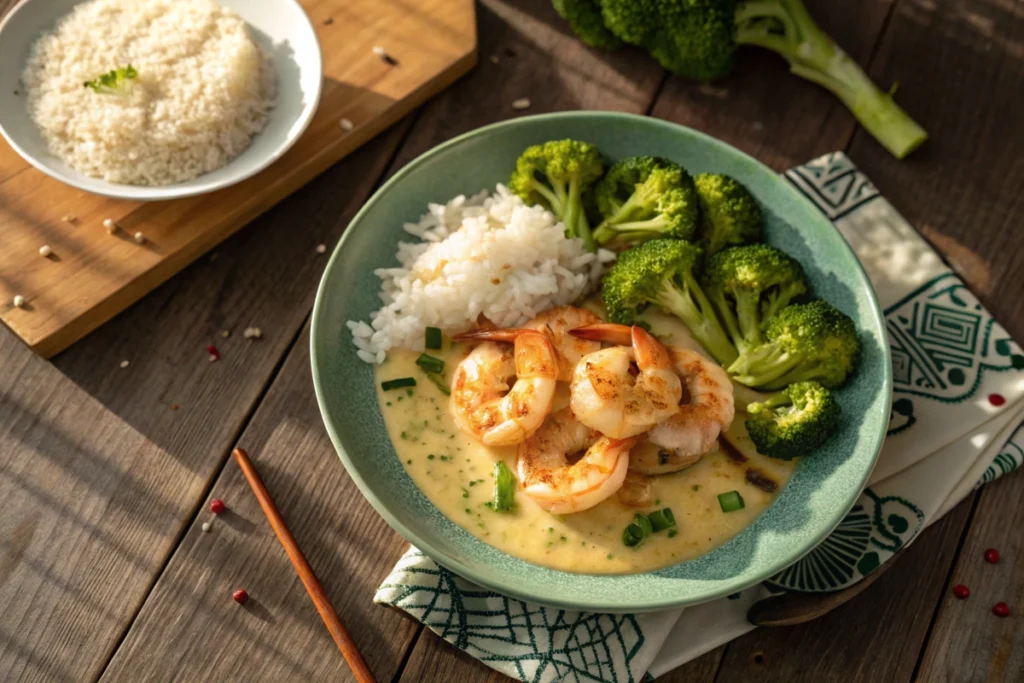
[552, 0, 622, 49]
[591, 156, 700, 246]
[591, 0, 927, 159]
[745, 381, 840, 459]
[694, 173, 762, 257]
[601, 239, 738, 365]
[509, 139, 604, 251]
[703, 244, 807, 353]
[728, 299, 860, 389]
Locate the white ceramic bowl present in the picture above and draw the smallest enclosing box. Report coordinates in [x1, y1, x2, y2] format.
[0, 0, 322, 201]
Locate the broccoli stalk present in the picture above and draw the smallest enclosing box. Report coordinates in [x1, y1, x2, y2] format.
[745, 380, 840, 459]
[601, 239, 738, 365]
[591, 156, 700, 246]
[509, 139, 604, 251]
[728, 299, 861, 389]
[570, 0, 927, 159]
[735, 0, 926, 159]
[703, 243, 807, 354]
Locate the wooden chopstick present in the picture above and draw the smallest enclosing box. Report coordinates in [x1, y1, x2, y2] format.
[232, 447, 377, 683]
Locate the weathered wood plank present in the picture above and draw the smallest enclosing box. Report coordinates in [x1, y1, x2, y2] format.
[649, 0, 900, 172]
[846, 0, 1024, 340]
[0, 129, 406, 683]
[656, 648, 724, 683]
[915, 473, 1024, 682]
[711, 501, 973, 683]
[99, 322, 420, 682]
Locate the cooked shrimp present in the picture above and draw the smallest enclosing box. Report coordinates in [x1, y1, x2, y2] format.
[517, 407, 635, 514]
[524, 306, 602, 381]
[628, 435, 718, 475]
[568, 324, 682, 439]
[617, 470, 655, 508]
[572, 323, 734, 472]
[449, 329, 558, 446]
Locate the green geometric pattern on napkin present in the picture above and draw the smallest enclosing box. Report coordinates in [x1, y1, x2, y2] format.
[378, 550, 646, 683]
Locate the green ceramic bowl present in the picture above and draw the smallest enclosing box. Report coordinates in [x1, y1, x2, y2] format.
[311, 112, 891, 612]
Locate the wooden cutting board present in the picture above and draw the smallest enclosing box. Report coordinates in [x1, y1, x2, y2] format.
[0, 0, 476, 358]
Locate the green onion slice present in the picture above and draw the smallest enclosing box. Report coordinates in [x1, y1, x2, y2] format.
[492, 461, 516, 512]
[422, 371, 451, 395]
[633, 513, 653, 537]
[717, 490, 745, 513]
[381, 377, 416, 391]
[425, 327, 443, 350]
[415, 353, 445, 374]
[622, 524, 644, 547]
[648, 508, 676, 532]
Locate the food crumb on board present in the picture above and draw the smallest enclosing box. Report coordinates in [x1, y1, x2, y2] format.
[119, 359, 130, 368]
[316, 244, 327, 254]
[39, 244, 53, 257]
[339, 117, 354, 131]
[103, 218, 117, 234]
[243, 327, 263, 340]
[512, 98, 531, 110]
[170, 403, 179, 411]
[200, 521, 211, 532]
[489, 55, 499, 64]
[12, 294, 26, 308]
[322, 17, 333, 25]
[133, 231, 145, 244]
[207, 344, 220, 362]
[372, 45, 398, 65]
[221, 330, 231, 338]
[62, 214, 76, 223]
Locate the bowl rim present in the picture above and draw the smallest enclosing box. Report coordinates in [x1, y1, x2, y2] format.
[0, 0, 323, 201]
[311, 111, 893, 612]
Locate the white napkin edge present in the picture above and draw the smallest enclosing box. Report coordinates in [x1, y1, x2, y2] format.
[934, 405, 1024, 519]
[648, 407, 1024, 678]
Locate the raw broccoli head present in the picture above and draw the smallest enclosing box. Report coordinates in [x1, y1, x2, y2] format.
[552, 0, 622, 49]
[703, 244, 808, 353]
[728, 299, 861, 389]
[601, 0, 735, 81]
[745, 380, 840, 459]
[693, 173, 762, 257]
[509, 139, 604, 251]
[591, 156, 700, 246]
[601, 239, 738, 365]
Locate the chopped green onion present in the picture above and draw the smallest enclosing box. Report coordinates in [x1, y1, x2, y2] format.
[83, 64, 137, 94]
[415, 353, 445, 374]
[425, 327, 443, 350]
[422, 371, 451, 395]
[622, 524, 644, 547]
[666, 529, 678, 538]
[381, 377, 416, 391]
[633, 513, 653, 537]
[717, 490, 745, 513]
[492, 461, 516, 512]
[648, 508, 676, 532]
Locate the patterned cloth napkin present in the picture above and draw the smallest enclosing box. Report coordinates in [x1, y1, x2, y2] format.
[375, 153, 1024, 682]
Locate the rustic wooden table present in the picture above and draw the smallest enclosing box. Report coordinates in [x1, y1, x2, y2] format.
[1, 1, 1021, 681]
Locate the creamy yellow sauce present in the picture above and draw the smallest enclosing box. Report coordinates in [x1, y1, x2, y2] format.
[375, 315, 796, 575]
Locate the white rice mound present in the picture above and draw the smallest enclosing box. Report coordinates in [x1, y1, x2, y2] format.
[348, 185, 616, 364]
[22, 0, 276, 186]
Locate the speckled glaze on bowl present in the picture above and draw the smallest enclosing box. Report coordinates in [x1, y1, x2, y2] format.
[311, 112, 891, 613]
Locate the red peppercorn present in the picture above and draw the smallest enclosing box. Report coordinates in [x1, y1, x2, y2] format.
[232, 589, 248, 604]
[207, 344, 220, 361]
[210, 499, 226, 514]
[988, 393, 1006, 407]
[952, 584, 970, 599]
[992, 602, 1009, 617]
[984, 548, 1000, 564]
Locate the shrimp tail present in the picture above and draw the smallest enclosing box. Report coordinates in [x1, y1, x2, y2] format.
[569, 323, 633, 345]
[453, 328, 531, 343]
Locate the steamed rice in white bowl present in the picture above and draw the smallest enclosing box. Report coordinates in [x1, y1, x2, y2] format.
[21, 0, 275, 187]
[348, 185, 616, 364]
[0, 0, 321, 200]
